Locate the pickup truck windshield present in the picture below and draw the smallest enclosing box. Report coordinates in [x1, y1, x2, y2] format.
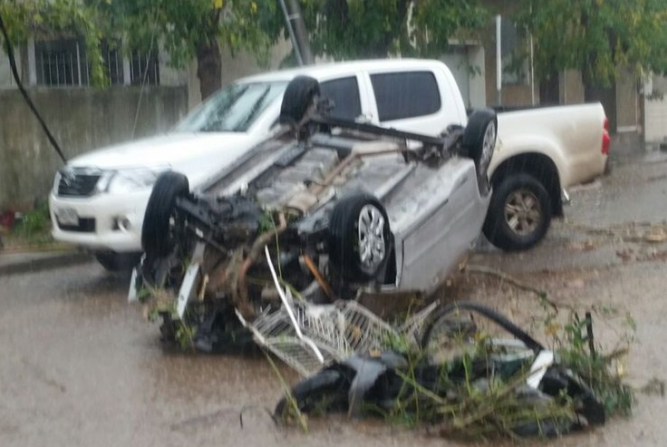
[177, 81, 288, 133]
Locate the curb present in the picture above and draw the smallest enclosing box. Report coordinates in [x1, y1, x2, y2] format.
[0, 251, 93, 276]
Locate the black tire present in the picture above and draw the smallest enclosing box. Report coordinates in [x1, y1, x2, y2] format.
[94, 251, 141, 272]
[420, 301, 544, 353]
[274, 369, 349, 418]
[142, 171, 189, 258]
[462, 109, 497, 194]
[483, 173, 551, 251]
[279, 75, 320, 125]
[329, 193, 391, 282]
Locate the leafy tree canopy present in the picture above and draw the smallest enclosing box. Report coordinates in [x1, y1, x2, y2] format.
[1, 0, 284, 97]
[0, 0, 108, 86]
[514, 0, 667, 88]
[301, 0, 489, 59]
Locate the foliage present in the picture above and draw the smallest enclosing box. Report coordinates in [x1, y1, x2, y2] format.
[550, 311, 635, 417]
[104, 0, 283, 69]
[1, 0, 284, 94]
[10, 202, 53, 246]
[277, 303, 635, 439]
[300, 0, 489, 59]
[513, 0, 667, 87]
[0, 0, 110, 87]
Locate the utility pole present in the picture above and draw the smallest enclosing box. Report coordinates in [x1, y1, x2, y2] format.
[280, 0, 314, 65]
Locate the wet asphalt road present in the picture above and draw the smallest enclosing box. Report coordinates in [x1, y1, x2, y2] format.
[2, 149, 667, 447]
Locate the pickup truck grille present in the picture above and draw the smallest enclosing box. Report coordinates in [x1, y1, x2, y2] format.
[56, 218, 96, 233]
[57, 172, 101, 197]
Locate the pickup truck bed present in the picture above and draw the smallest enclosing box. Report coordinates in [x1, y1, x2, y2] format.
[482, 102, 609, 250]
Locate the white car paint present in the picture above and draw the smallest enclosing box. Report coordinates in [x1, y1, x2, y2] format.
[493, 103, 608, 189]
[50, 58, 608, 256]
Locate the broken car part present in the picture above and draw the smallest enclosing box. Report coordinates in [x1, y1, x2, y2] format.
[275, 301, 606, 437]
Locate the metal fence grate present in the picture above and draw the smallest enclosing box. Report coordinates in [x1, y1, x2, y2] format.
[35, 37, 158, 87]
[35, 38, 87, 86]
[102, 40, 124, 85]
[130, 49, 159, 85]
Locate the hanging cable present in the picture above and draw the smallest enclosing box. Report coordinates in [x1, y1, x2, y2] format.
[131, 7, 159, 139]
[0, 10, 67, 164]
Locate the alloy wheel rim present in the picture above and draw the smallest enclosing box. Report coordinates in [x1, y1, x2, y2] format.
[480, 122, 496, 169]
[358, 204, 386, 269]
[504, 189, 541, 236]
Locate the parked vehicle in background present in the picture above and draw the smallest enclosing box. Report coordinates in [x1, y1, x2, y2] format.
[49, 59, 609, 271]
[484, 104, 610, 250]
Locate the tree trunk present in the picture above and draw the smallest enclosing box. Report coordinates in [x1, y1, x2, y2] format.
[583, 69, 617, 133]
[539, 72, 560, 105]
[196, 38, 222, 101]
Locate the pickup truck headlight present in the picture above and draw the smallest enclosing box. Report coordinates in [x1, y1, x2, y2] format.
[52, 172, 62, 194]
[106, 167, 170, 194]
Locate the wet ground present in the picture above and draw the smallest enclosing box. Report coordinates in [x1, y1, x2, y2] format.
[1, 149, 667, 447]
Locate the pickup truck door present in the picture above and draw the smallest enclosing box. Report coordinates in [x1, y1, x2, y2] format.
[364, 68, 465, 136]
[319, 74, 374, 123]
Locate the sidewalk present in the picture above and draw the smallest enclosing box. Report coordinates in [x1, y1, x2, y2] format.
[0, 249, 92, 276]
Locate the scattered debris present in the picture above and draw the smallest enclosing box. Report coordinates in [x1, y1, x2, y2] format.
[640, 378, 666, 398]
[567, 221, 667, 245]
[274, 302, 622, 440]
[567, 239, 598, 252]
[465, 264, 559, 310]
[644, 230, 667, 243]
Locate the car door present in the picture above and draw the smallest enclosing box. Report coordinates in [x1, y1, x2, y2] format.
[365, 69, 452, 136]
[319, 74, 372, 122]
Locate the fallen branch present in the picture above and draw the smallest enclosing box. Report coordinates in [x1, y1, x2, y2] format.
[235, 213, 288, 318]
[465, 264, 560, 311]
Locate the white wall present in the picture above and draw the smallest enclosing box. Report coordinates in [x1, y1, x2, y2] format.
[0, 53, 19, 88]
[441, 44, 486, 110]
[644, 74, 667, 144]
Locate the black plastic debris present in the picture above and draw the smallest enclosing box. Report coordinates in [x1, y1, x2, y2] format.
[275, 301, 606, 438]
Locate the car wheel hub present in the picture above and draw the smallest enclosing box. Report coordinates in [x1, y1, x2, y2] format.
[358, 204, 386, 269]
[480, 123, 496, 168]
[504, 189, 541, 236]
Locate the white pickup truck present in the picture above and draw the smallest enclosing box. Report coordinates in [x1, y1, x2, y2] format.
[49, 59, 609, 270]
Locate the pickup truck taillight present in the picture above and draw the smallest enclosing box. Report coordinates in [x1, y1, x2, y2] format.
[602, 117, 611, 155]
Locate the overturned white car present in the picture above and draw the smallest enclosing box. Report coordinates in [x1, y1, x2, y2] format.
[130, 76, 498, 350]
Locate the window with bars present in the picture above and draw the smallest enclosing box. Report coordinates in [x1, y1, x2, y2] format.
[34, 37, 159, 87]
[35, 38, 88, 86]
[101, 40, 124, 85]
[129, 49, 160, 85]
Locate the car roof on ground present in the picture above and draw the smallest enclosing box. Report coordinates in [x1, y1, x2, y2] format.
[237, 59, 445, 83]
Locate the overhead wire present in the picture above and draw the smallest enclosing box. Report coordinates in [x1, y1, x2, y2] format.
[0, 10, 67, 164]
[131, 6, 159, 139]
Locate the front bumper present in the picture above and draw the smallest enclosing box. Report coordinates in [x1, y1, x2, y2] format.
[49, 189, 152, 253]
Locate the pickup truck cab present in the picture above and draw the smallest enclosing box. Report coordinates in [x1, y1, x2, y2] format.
[49, 59, 609, 270]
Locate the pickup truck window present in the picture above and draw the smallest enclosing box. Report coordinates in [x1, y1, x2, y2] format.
[177, 81, 288, 133]
[370, 71, 441, 122]
[320, 77, 362, 120]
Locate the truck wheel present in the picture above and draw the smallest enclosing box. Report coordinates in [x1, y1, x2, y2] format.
[142, 171, 189, 259]
[94, 252, 141, 272]
[279, 75, 320, 125]
[462, 109, 497, 194]
[329, 193, 391, 282]
[483, 174, 551, 251]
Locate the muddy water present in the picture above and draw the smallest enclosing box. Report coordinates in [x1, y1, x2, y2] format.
[2, 151, 667, 447]
[0, 264, 451, 447]
[3, 261, 665, 447]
